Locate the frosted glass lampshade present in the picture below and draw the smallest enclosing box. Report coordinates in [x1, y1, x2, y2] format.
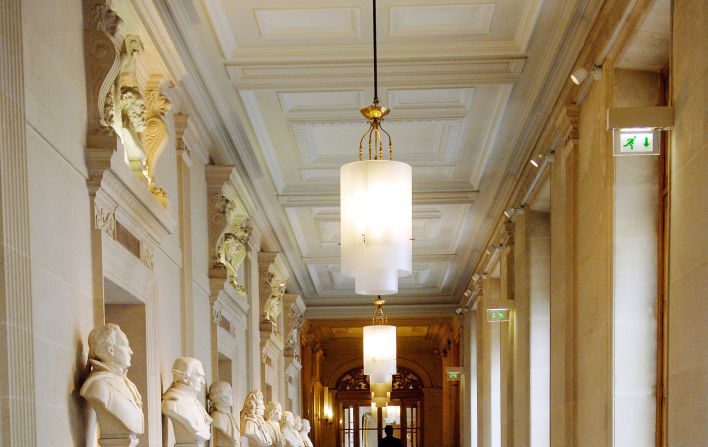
[384, 405, 400, 424]
[340, 160, 412, 295]
[363, 324, 397, 384]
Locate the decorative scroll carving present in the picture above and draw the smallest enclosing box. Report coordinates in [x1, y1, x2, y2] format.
[212, 301, 223, 326]
[285, 304, 304, 358]
[140, 244, 154, 270]
[336, 367, 424, 391]
[391, 368, 424, 390]
[94, 202, 116, 238]
[262, 272, 285, 333]
[83, 1, 170, 205]
[142, 79, 171, 205]
[210, 193, 251, 295]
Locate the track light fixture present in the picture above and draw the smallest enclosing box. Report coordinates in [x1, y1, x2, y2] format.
[503, 207, 524, 219]
[570, 65, 602, 85]
[529, 152, 556, 168]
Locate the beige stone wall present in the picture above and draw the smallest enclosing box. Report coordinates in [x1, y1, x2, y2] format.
[574, 71, 614, 447]
[22, 0, 95, 444]
[668, 0, 708, 444]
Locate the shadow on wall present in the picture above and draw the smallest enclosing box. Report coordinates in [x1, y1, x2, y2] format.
[70, 336, 90, 447]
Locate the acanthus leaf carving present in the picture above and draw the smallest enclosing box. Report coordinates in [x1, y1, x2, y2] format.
[94, 201, 116, 238]
[212, 301, 223, 326]
[262, 272, 285, 334]
[212, 195, 251, 295]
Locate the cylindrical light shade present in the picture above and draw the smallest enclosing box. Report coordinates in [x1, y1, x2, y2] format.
[341, 160, 412, 295]
[384, 405, 400, 424]
[363, 324, 397, 383]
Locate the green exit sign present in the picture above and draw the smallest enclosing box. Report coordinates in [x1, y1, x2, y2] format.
[487, 308, 510, 323]
[613, 128, 660, 156]
[445, 367, 463, 382]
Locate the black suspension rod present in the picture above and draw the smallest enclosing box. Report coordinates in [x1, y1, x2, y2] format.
[373, 0, 378, 105]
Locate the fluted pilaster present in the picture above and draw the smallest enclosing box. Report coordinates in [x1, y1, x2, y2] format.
[0, 0, 37, 444]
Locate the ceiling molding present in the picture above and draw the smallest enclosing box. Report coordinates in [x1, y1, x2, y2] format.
[305, 303, 459, 319]
[226, 57, 527, 89]
[277, 190, 479, 207]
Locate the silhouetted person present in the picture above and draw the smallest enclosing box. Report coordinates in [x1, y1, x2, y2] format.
[379, 424, 403, 447]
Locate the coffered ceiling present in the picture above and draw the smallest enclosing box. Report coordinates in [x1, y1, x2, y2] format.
[157, 0, 602, 316]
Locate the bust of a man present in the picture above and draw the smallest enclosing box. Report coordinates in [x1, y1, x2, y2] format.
[80, 323, 144, 442]
[299, 419, 313, 447]
[161, 357, 212, 444]
[264, 401, 284, 447]
[208, 381, 240, 446]
[240, 390, 272, 446]
[280, 411, 304, 447]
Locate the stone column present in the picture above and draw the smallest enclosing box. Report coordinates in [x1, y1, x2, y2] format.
[0, 0, 37, 443]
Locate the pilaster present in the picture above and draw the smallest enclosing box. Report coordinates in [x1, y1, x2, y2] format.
[0, 0, 37, 444]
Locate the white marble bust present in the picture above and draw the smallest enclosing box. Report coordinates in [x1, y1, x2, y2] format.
[299, 419, 313, 447]
[240, 390, 272, 446]
[208, 381, 240, 446]
[161, 357, 212, 445]
[80, 323, 144, 444]
[264, 401, 284, 447]
[293, 416, 306, 446]
[280, 411, 304, 447]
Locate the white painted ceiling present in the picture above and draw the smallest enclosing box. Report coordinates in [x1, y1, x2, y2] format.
[160, 0, 602, 315]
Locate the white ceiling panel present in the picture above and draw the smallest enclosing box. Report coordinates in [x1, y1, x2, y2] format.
[389, 4, 496, 36]
[255, 8, 362, 39]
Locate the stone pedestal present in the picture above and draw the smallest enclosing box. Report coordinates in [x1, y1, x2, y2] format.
[98, 433, 139, 447]
[168, 417, 210, 447]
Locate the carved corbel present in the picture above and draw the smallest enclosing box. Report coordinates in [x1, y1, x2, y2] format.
[142, 78, 171, 205]
[285, 304, 304, 359]
[563, 105, 580, 146]
[209, 193, 251, 295]
[261, 271, 285, 333]
[84, 0, 123, 192]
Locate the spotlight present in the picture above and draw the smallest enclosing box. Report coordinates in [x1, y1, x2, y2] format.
[570, 67, 589, 85]
[484, 245, 495, 255]
[504, 207, 525, 220]
[464, 289, 473, 298]
[529, 153, 545, 167]
[472, 273, 480, 282]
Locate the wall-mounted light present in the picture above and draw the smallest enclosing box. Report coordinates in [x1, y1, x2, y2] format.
[570, 66, 602, 85]
[503, 207, 524, 220]
[322, 386, 333, 424]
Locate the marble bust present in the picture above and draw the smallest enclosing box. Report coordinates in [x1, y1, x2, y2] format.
[264, 401, 285, 447]
[80, 323, 144, 445]
[280, 411, 304, 447]
[208, 381, 240, 446]
[161, 357, 212, 445]
[293, 416, 306, 446]
[240, 390, 272, 446]
[299, 419, 314, 447]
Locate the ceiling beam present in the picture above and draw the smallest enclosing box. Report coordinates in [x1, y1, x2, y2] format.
[305, 303, 459, 319]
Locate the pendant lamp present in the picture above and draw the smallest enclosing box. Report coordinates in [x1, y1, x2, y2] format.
[363, 297, 397, 384]
[340, 0, 412, 296]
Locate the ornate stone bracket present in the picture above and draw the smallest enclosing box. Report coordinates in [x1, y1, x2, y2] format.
[83, 0, 170, 206]
[208, 192, 251, 295]
[261, 270, 286, 334]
